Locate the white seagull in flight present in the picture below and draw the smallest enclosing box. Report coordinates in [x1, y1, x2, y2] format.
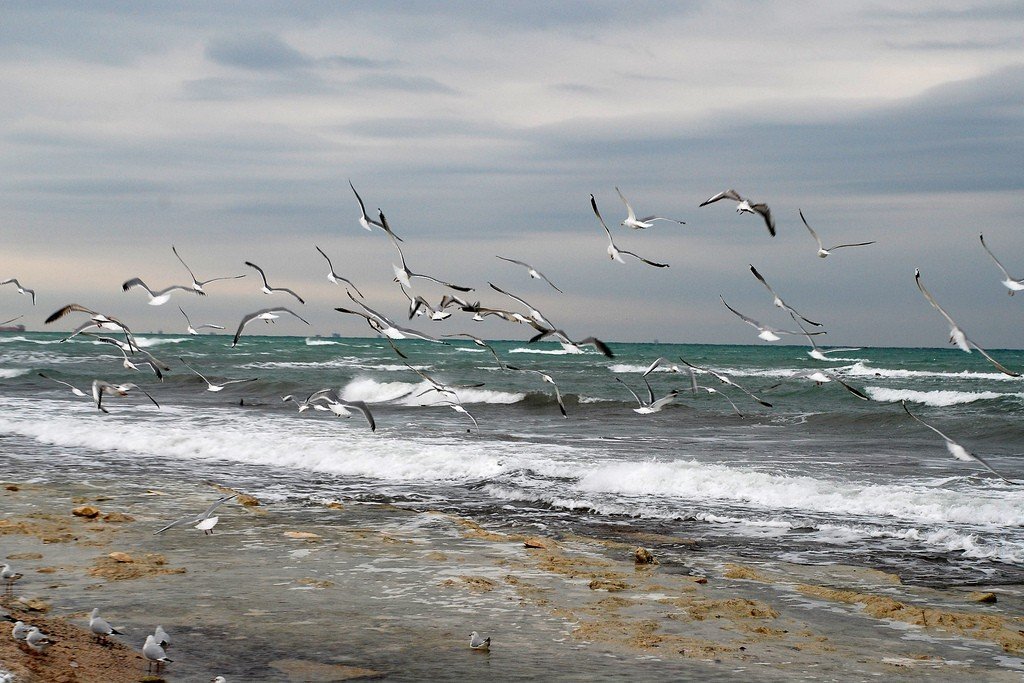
[121, 278, 202, 306]
[231, 308, 310, 347]
[699, 189, 775, 237]
[0, 278, 35, 305]
[720, 296, 825, 342]
[914, 269, 1018, 377]
[495, 256, 564, 293]
[590, 195, 670, 268]
[749, 265, 822, 327]
[349, 180, 402, 241]
[178, 307, 225, 335]
[615, 377, 678, 414]
[91, 380, 160, 414]
[245, 262, 305, 304]
[154, 494, 237, 535]
[616, 187, 685, 229]
[902, 401, 1017, 484]
[172, 245, 246, 293]
[315, 245, 365, 297]
[179, 357, 257, 392]
[979, 234, 1024, 295]
[799, 210, 874, 258]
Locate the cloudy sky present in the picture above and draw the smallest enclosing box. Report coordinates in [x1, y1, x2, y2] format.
[2, 1, 1023, 349]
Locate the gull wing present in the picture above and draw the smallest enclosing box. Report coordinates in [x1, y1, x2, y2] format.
[615, 187, 637, 222]
[699, 189, 743, 206]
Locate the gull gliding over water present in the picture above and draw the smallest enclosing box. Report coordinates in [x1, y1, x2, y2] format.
[38, 372, 88, 397]
[349, 180, 402, 241]
[154, 494, 236, 535]
[122, 278, 203, 306]
[699, 189, 775, 237]
[315, 245, 365, 297]
[45, 304, 137, 350]
[720, 296, 825, 342]
[615, 377, 678, 414]
[179, 307, 225, 335]
[914, 269, 1018, 377]
[616, 187, 685, 229]
[799, 210, 874, 258]
[748, 265, 822, 327]
[231, 308, 311, 347]
[506, 364, 567, 417]
[0, 278, 35, 305]
[530, 328, 614, 358]
[590, 195, 670, 268]
[245, 261, 305, 304]
[91, 381, 160, 414]
[902, 401, 1018, 484]
[495, 256, 564, 293]
[979, 234, 1024, 295]
[172, 245, 246, 293]
[385, 217, 473, 292]
[676, 358, 773, 408]
[179, 357, 258, 392]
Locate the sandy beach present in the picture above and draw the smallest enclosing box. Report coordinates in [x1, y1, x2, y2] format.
[2, 477, 1024, 682]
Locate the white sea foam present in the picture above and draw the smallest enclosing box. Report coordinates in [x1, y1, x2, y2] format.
[608, 363, 684, 374]
[0, 368, 30, 379]
[305, 338, 343, 346]
[453, 347, 485, 353]
[134, 337, 190, 348]
[846, 362, 1018, 382]
[865, 387, 1022, 407]
[0, 335, 62, 345]
[509, 347, 575, 355]
[578, 396, 613, 403]
[340, 377, 524, 405]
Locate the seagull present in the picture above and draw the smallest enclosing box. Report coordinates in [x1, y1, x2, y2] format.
[799, 210, 874, 258]
[0, 278, 35, 305]
[505, 364, 567, 417]
[122, 278, 202, 306]
[335, 292, 447, 356]
[676, 358, 773, 408]
[615, 377, 678, 414]
[172, 245, 246, 293]
[794, 321, 862, 362]
[25, 626, 54, 654]
[469, 631, 491, 651]
[386, 219, 473, 292]
[143, 634, 173, 672]
[401, 287, 451, 321]
[915, 269, 1018, 377]
[349, 180, 402, 241]
[45, 304, 137, 350]
[641, 357, 683, 377]
[179, 307, 225, 335]
[179, 358, 257, 392]
[231, 307, 311, 347]
[403, 362, 484, 399]
[1, 564, 23, 593]
[91, 381, 160, 414]
[115, 345, 166, 381]
[901, 401, 1018, 484]
[154, 625, 170, 649]
[686, 369, 745, 416]
[315, 245, 365, 297]
[212, 678, 227, 683]
[530, 328, 614, 358]
[979, 234, 1024, 295]
[441, 333, 506, 369]
[442, 399, 480, 431]
[749, 265, 822, 326]
[89, 608, 124, 643]
[591, 195, 670, 267]
[792, 370, 869, 400]
[699, 189, 775, 236]
[38, 372, 88, 397]
[244, 261, 305, 304]
[1, 315, 23, 326]
[283, 389, 334, 413]
[11, 620, 29, 643]
[720, 296, 825, 342]
[310, 393, 377, 431]
[488, 282, 556, 329]
[616, 187, 685, 229]
[154, 494, 236, 535]
[495, 256, 564, 293]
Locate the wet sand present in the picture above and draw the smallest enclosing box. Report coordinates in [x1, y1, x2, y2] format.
[2, 479, 1024, 682]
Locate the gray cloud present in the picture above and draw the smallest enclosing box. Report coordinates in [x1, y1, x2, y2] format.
[206, 33, 312, 71]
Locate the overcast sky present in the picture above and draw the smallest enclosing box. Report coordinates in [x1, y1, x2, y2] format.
[2, 1, 1023, 349]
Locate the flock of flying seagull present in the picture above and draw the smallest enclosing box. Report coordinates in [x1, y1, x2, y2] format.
[1, 182, 1022, 477]
[2, 182, 1023, 676]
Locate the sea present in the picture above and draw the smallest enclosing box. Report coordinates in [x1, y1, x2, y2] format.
[2, 332, 1023, 588]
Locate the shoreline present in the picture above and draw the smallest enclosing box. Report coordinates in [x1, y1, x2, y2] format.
[2, 479, 1024, 681]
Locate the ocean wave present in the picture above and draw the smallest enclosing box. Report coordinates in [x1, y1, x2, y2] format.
[509, 347, 578, 355]
[845, 362, 1019, 382]
[0, 368, 30, 379]
[305, 338, 343, 346]
[865, 387, 1023, 407]
[607, 363, 686, 374]
[340, 377, 524, 405]
[0, 335, 63, 345]
[134, 337, 190, 348]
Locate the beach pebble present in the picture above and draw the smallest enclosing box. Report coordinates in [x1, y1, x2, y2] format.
[523, 537, 557, 550]
[283, 531, 321, 540]
[72, 506, 101, 519]
[102, 512, 135, 523]
[108, 552, 134, 563]
[634, 547, 657, 565]
[968, 591, 997, 603]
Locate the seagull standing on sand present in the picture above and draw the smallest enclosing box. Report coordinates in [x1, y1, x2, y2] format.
[749, 265, 822, 326]
[154, 494, 236, 535]
[699, 189, 776, 236]
[469, 631, 491, 650]
[1, 564, 23, 593]
[720, 296, 824, 342]
[914, 269, 1018, 377]
[11, 620, 29, 644]
[172, 246, 246, 293]
[979, 234, 1024, 295]
[616, 187, 685, 229]
[495, 256, 564, 293]
[244, 262, 305, 304]
[231, 307, 310, 347]
[89, 608, 124, 643]
[179, 357, 257, 392]
[0, 278, 35, 305]
[901, 401, 1018, 484]
[591, 195, 670, 267]
[315, 245, 365, 297]
[143, 634, 173, 672]
[799, 210, 874, 258]
[179, 307, 225, 335]
[25, 626, 54, 654]
[122, 278, 202, 306]
[91, 381, 160, 414]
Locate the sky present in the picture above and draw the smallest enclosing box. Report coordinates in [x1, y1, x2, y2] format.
[2, 1, 1023, 349]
